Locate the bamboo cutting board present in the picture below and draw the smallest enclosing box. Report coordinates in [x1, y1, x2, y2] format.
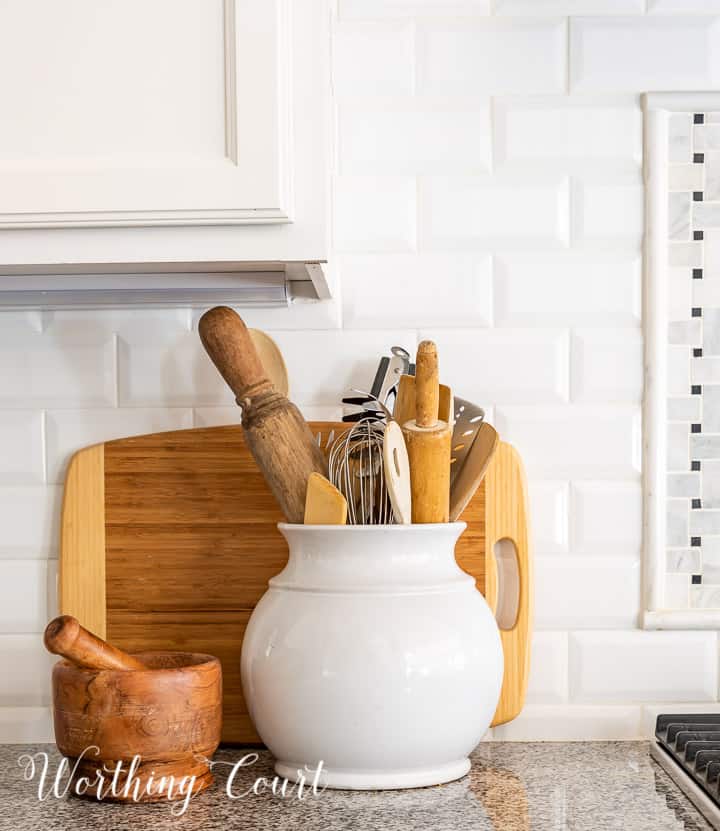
[59, 423, 531, 742]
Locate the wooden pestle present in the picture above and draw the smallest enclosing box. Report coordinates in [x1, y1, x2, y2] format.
[401, 341, 451, 523]
[199, 306, 327, 523]
[44, 615, 146, 671]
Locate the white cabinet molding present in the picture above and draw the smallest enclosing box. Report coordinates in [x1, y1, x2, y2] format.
[0, 0, 293, 229]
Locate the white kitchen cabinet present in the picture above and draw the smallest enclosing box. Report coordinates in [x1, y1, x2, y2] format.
[0, 0, 330, 288]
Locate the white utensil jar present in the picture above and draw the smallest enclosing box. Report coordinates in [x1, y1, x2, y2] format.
[241, 522, 503, 791]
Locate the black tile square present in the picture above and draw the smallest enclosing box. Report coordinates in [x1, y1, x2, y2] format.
[692, 574, 703, 584]
[694, 153, 706, 164]
[692, 536, 702, 547]
[695, 113, 705, 124]
[692, 385, 702, 395]
[695, 230, 705, 240]
[693, 498, 703, 509]
[692, 460, 702, 471]
[694, 191, 704, 202]
[693, 307, 703, 317]
[694, 348, 704, 357]
[693, 268, 703, 280]
[692, 423, 702, 433]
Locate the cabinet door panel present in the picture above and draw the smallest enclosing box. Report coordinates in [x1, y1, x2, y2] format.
[0, 0, 292, 227]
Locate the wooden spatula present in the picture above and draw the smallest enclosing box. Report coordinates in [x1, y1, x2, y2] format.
[304, 472, 347, 524]
[449, 422, 499, 521]
[383, 421, 411, 524]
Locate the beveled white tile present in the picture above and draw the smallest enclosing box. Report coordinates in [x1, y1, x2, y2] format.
[525, 632, 568, 706]
[0, 636, 54, 706]
[495, 254, 640, 326]
[46, 408, 194, 484]
[419, 175, 569, 250]
[649, 0, 720, 9]
[497, 0, 643, 12]
[334, 21, 414, 95]
[573, 175, 644, 246]
[417, 19, 566, 95]
[418, 329, 569, 405]
[534, 556, 640, 628]
[339, 0, 491, 16]
[494, 406, 641, 479]
[571, 481, 641, 555]
[338, 100, 492, 174]
[193, 405, 344, 428]
[569, 631, 717, 702]
[528, 481, 569, 554]
[492, 705, 642, 741]
[340, 253, 493, 329]
[335, 175, 416, 252]
[571, 17, 720, 92]
[571, 329, 642, 403]
[0, 560, 48, 633]
[0, 707, 53, 743]
[0, 487, 61, 558]
[0, 331, 115, 408]
[0, 411, 44, 485]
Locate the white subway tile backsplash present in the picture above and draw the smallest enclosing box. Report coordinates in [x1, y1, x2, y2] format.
[525, 632, 568, 705]
[418, 329, 569, 405]
[118, 331, 232, 407]
[528, 481, 569, 554]
[571, 17, 720, 92]
[496, 0, 644, 12]
[572, 175, 644, 246]
[571, 481, 642, 556]
[494, 96, 641, 170]
[339, 253, 493, 329]
[0, 331, 115, 408]
[0, 560, 47, 633]
[649, 1, 720, 11]
[0, 708, 53, 743]
[0, 636, 53, 706]
[571, 329, 643, 403]
[338, 100, 492, 174]
[0, 411, 44, 484]
[494, 254, 641, 326]
[495, 405, 641, 479]
[417, 19, 566, 95]
[420, 175, 569, 249]
[534, 556, 640, 628]
[45, 408, 194, 485]
[0, 488, 60, 558]
[339, 0, 492, 17]
[333, 21, 414, 95]
[569, 631, 718, 702]
[335, 176, 416, 252]
[492, 704, 643, 741]
[194, 405, 344, 428]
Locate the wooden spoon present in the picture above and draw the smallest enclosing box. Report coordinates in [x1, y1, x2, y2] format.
[449, 422, 499, 521]
[44, 615, 146, 671]
[249, 329, 289, 397]
[304, 472, 348, 524]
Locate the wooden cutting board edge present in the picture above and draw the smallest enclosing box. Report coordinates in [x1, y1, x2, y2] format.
[58, 423, 531, 734]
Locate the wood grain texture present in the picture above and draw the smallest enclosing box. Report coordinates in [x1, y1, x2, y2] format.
[483, 442, 533, 728]
[52, 650, 222, 801]
[304, 472, 347, 524]
[59, 443, 106, 639]
[60, 424, 530, 742]
[44, 614, 146, 671]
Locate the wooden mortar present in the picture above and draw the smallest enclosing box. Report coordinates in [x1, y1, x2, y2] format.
[46, 616, 222, 803]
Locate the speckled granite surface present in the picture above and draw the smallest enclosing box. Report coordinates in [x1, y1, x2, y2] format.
[0, 742, 712, 831]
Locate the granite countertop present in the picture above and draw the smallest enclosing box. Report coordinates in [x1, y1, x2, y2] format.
[0, 742, 712, 831]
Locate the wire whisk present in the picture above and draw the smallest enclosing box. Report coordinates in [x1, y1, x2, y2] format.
[328, 418, 393, 525]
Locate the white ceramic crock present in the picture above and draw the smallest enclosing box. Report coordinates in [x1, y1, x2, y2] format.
[240, 522, 503, 790]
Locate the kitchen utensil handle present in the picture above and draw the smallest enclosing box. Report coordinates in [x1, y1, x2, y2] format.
[483, 443, 533, 728]
[199, 306, 274, 403]
[415, 340, 439, 428]
[44, 615, 146, 671]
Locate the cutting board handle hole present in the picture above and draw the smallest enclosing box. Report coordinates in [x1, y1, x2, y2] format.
[492, 537, 519, 631]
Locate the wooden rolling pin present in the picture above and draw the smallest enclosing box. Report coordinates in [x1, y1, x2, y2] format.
[401, 341, 451, 523]
[199, 307, 327, 523]
[44, 615, 146, 671]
